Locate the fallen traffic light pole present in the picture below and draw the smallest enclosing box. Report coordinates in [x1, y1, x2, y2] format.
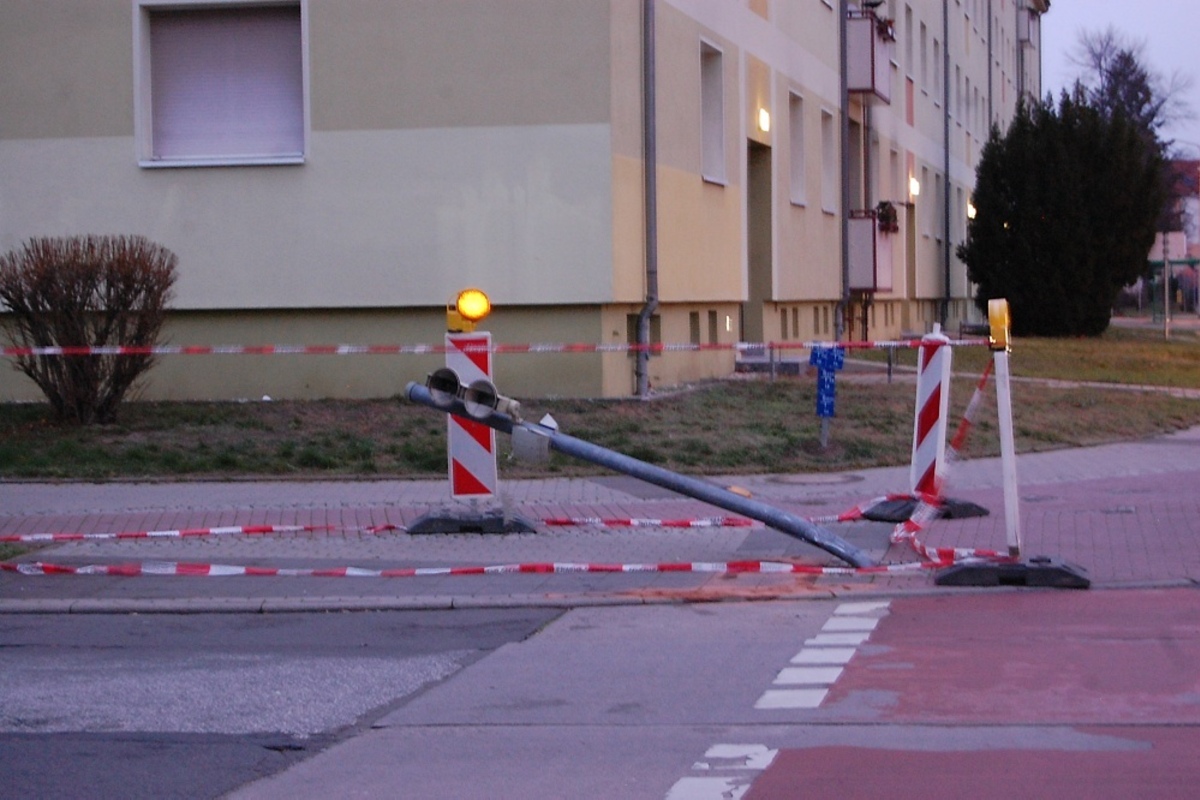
[405, 379, 875, 569]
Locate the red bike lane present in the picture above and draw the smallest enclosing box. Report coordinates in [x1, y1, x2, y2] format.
[748, 588, 1200, 799]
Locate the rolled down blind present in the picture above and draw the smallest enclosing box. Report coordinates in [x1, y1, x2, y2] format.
[149, 5, 303, 160]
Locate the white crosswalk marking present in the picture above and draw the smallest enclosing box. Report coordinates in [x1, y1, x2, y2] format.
[672, 601, 890, 798]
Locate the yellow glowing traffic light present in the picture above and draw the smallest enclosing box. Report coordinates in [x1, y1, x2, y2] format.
[447, 288, 491, 332]
[988, 298, 1010, 352]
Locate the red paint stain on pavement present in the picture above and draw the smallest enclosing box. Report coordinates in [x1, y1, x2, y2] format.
[746, 727, 1200, 800]
[824, 589, 1200, 724]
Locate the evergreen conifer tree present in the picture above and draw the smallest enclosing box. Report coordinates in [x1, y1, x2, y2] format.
[958, 92, 1164, 336]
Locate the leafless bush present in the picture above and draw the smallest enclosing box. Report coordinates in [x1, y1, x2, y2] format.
[0, 235, 177, 424]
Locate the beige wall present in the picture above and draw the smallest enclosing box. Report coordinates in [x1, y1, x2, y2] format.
[309, 0, 611, 131]
[0, 305, 613, 402]
[0, 0, 1044, 398]
[0, 127, 615, 309]
[0, 0, 132, 140]
[0, 1, 618, 312]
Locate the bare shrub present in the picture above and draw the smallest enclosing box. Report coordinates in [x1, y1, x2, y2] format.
[0, 235, 177, 424]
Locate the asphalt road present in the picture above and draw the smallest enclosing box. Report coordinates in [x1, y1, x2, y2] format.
[5, 591, 1199, 798]
[226, 590, 1200, 799]
[0, 609, 561, 799]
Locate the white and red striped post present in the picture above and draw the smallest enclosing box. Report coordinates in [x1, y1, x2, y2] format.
[910, 324, 952, 497]
[445, 332, 498, 499]
[988, 299, 1022, 557]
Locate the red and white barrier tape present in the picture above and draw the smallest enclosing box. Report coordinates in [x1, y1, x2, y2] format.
[1, 558, 937, 579]
[0, 524, 334, 544]
[1, 338, 988, 358]
[885, 363, 1012, 565]
[0, 517, 756, 544]
[805, 494, 915, 525]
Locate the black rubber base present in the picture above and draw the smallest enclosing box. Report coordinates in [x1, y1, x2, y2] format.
[862, 496, 990, 523]
[935, 556, 1091, 589]
[408, 510, 538, 535]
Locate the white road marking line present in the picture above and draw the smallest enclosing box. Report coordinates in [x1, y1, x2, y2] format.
[790, 647, 856, 665]
[665, 776, 750, 799]
[822, 616, 880, 632]
[834, 601, 891, 615]
[694, 744, 779, 771]
[754, 688, 829, 709]
[773, 666, 843, 685]
[673, 601, 892, 797]
[805, 632, 871, 646]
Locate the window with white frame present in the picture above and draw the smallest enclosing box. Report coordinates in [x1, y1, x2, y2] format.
[700, 40, 726, 184]
[788, 92, 806, 205]
[136, 2, 305, 166]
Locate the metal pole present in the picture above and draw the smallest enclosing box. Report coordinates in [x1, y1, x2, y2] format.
[407, 382, 876, 568]
[1163, 234, 1172, 340]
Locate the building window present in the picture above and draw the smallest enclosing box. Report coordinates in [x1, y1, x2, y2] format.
[700, 40, 726, 184]
[919, 22, 928, 91]
[932, 39, 941, 103]
[921, 166, 931, 238]
[904, 5, 914, 76]
[820, 109, 836, 214]
[788, 92, 806, 205]
[136, 2, 306, 167]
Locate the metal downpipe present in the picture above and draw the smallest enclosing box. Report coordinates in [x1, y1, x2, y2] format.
[636, 0, 659, 397]
[942, 0, 952, 327]
[837, 0, 851, 340]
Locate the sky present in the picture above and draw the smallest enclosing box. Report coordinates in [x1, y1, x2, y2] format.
[1039, 0, 1200, 154]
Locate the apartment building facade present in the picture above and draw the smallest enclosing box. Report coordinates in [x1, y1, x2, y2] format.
[0, 0, 1048, 400]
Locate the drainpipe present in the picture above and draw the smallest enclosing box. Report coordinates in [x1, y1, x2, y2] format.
[987, 0, 993, 127]
[941, 0, 951, 327]
[837, 0, 850, 340]
[636, 0, 659, 397]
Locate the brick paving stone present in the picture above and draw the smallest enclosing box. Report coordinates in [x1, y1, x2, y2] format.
[4, 427, 1200, 609]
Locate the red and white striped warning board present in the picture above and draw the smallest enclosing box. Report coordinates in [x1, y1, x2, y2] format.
[445, 332, 498, 499]
[910, 327, 951, 495]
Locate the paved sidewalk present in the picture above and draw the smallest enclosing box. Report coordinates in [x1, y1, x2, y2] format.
[3, 426, 1200, 612]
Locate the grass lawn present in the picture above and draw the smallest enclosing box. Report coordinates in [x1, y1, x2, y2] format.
[2, 324, 1198, 481]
